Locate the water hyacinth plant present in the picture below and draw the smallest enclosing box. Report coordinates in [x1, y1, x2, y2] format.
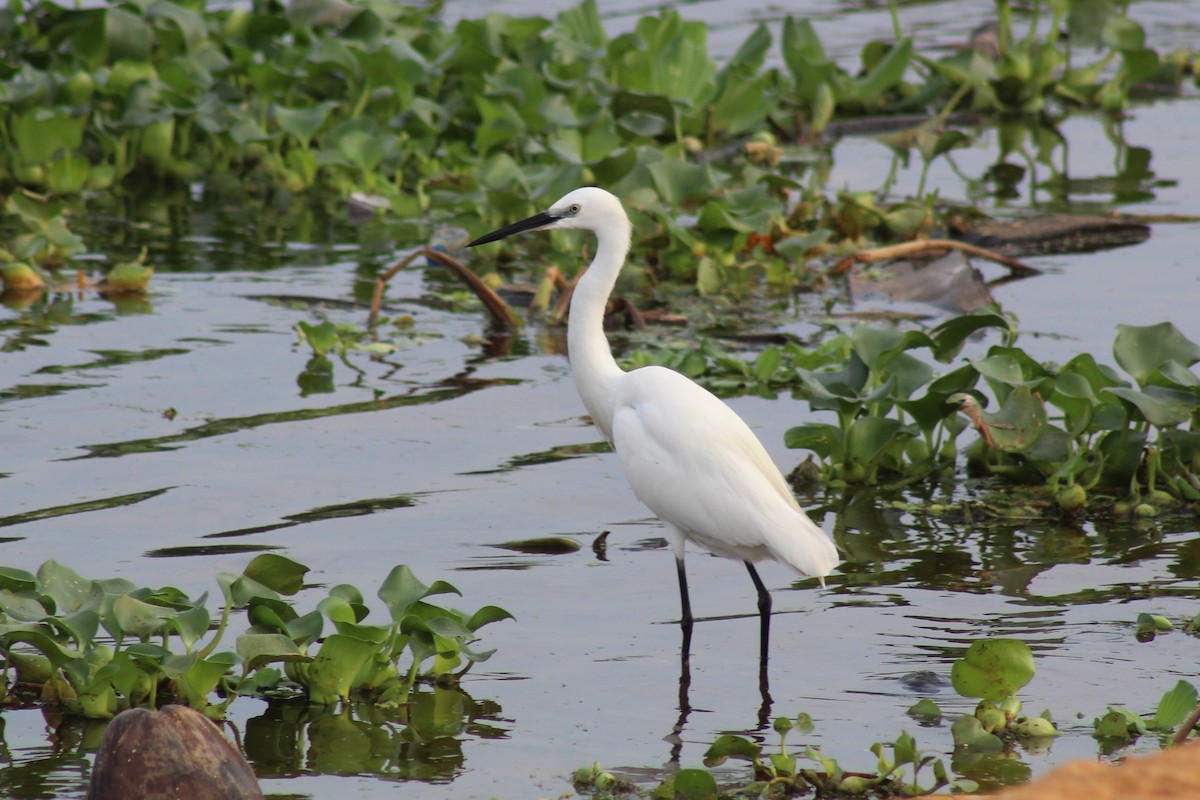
[1, 0, 1195, 295]
[630, 310, 1200, 513]
[0, 556, 512, 718]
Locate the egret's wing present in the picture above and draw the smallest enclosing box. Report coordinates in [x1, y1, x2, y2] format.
[611, 367, 837, 577]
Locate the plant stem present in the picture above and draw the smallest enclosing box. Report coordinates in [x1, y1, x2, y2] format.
[887, 0, 902, 41]
[197, 599, 233, 661]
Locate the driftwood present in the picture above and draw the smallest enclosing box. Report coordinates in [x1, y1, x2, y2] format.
[950, 213, 1154, 256]
[422, 248, 520, 328]
[367, 248, 519, 331]
[831, 239, 1038, 276]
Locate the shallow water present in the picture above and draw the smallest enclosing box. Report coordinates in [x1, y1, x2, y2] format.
[3, 3, 1200, 799]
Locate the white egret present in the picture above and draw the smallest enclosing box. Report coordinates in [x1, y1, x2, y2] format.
[468, 187, 839, 661]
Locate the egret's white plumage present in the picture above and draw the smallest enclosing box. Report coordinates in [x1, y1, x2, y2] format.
[468, 187, 839, 659]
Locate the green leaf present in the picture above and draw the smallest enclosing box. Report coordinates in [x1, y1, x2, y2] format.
[853, 39, 912, 103]
[1101, 15, 1145, 50]
[37, 561, 102, 615]
[846, 416, 908, 468]
[175, 653, 237, 709]
[0, 589, 50, 622]
[892, 730, 919, 765]
[647, 158, 716, 207]
[784, 422, 844, 461]
[907, 698, 943, 721]
[53, 609, 100, 650]
[611, 90, 675, 138]
[413, 612, 474, 641]
[106, 8, 154, 61]
[1152, 680, 1198, 732]
[0, 568, 37, 593]
[330, 619, 390, 645]
[318, 596, 359, 626]
[466, 605, 515, 631]
[235, 632, 306, 670]
[242, 553, 309, 596]
[168, 604, 211, 651]
[702, 734, 762, 767]
[378, 565, 459, 622]
[754, 346, 782, 383]
[474, 95, 526, 157]
[1113, 322, 1200, 387]
[793, 712, 815, 735]
[930, 310, 1013, 362]
[146, 0, 209, 52]
[972, 385, 1049, 453]
[899, 363, 979, 436]
[48, 156, 91, 194]
[781, 17, 835, 100]
[920, 129, 970, 162]
[273, 102, 336, 146]
[950, 715, 1004, 751]
[1094, 706, 1146, 740]
[306, 633, 378, 704]
[297, 320, 339, 357]
[111, 596, 172, 640]
[617, 12, 716, 105]
[671, 768, 719, 800]
[696, 256, 721, 296]
[556, 0, 606, 50]
[811, 81, 835, 134]
[709, 70, 772, 136]
[1120, 48, 1161, 83]
[1104, 386, 1198, 427]
[0, 627, 81, 667]
[228, 115, 271, 147]
[950, 638, 1035, 700]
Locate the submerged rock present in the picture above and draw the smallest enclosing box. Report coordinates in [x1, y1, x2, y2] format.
[87, 705, 263, 800]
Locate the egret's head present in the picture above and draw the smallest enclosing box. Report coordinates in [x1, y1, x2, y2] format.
[467, 187, 628, 247]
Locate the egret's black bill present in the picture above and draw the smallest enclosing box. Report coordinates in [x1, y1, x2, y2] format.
[467, 210, 558, 247]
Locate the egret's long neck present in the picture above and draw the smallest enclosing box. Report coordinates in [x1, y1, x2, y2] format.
[567, 219, 632, 443]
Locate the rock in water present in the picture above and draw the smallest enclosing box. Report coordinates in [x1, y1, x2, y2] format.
[87, 705, 263, 800]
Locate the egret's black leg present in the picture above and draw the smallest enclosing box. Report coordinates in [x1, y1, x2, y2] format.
[744, 561, 771, 664]
[676, 557, 693, 660]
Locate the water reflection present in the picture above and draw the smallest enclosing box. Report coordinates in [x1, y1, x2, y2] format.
[966, 114, 1176, 212]
[0, 686, 507, 796]
[0, 709, 103, 799]
[65, 378, 515, 460]
[244, 689, 508, 783]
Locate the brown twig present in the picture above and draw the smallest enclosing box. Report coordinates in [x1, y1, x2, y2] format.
[551, 270, 582, 325]
[830, 239, 1039, 276]
[367, 249, 423, 331]
[422, 247, 520, 329]
[1172, 701, 1200, 746]
[606, 296, 646, 328]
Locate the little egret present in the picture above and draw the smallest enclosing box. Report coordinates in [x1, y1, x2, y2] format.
[468, 187, 839, 661]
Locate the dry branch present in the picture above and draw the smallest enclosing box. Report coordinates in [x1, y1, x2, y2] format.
[367, 250, 422, 331]
[422, 248, 520, 329]
[831, 239, 1039, 276]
